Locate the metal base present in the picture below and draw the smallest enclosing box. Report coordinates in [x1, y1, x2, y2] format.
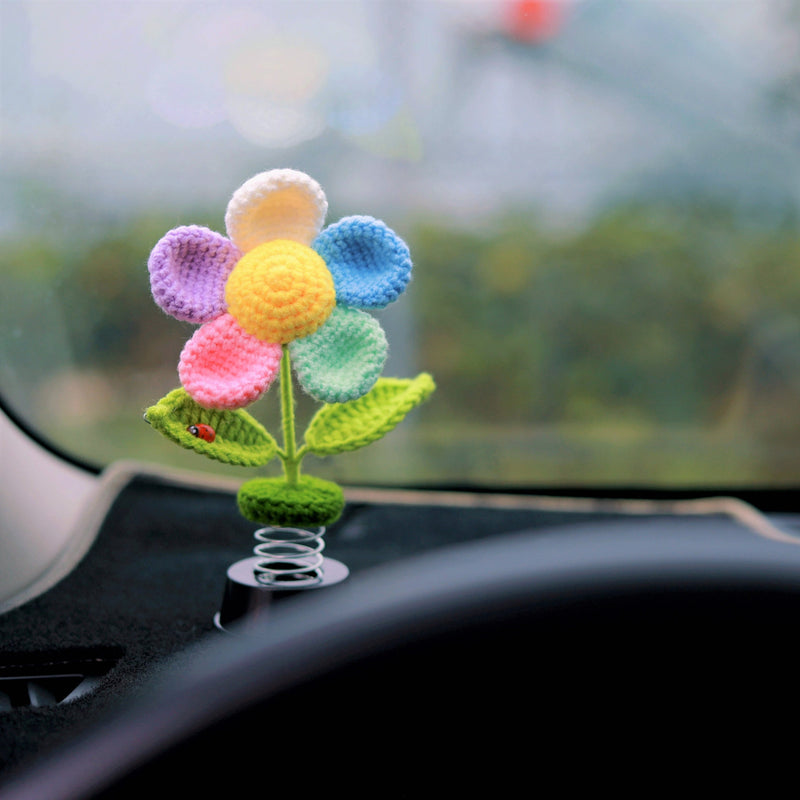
[215, 555, 349, 632]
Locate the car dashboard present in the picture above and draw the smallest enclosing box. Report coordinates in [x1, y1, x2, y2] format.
[2, 465, 800, 796]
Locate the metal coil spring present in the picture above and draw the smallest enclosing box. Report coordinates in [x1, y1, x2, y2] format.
[253, 526, 326, 587]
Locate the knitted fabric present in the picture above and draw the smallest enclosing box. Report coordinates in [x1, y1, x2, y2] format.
[145, 170, 435, 534]
[148, 226, 241, 323]
[148, 168, 413, 410]
[145, 388, 277, 467]
[225, 169, 328, 251]
[313, 216, 412, 308]
[225, 240, 335, 343]
[290, 306, 388, 403]
[237, 475, 345, 527]
[179, 313, 283, 410]
[304, 373, 436, 456]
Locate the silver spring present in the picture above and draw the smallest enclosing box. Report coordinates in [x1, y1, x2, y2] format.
[252, 526, 326, 587]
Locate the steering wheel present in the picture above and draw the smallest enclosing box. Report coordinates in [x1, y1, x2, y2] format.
[3, 520, 799, 798]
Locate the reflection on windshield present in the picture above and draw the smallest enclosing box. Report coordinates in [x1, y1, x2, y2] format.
[3, 0, 800, 488]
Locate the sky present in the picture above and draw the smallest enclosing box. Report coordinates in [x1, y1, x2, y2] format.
[2, 0, 800, 230]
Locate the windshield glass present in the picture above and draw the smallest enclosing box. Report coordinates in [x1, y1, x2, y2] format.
[3, 0, 800, 489]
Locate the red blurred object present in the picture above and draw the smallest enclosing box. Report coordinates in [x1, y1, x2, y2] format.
[505, 0, 565, 43]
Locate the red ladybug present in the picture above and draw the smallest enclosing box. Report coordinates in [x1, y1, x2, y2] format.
[187, 423, 216, 442]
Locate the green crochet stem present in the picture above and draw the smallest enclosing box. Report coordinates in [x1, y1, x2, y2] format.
[146, 344, 435, 529]
[277, 345, 307, 486]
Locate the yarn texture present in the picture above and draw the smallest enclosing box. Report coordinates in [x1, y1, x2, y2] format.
[179, 313, 283, 410]
[148, 168, 413, 410]
[148, 226, 241, 323]
[225, 169, 328, 251]
[145, 388, 277, 467]
[145, 168, 435, 530]
[291, 306, 388, 404]
[304, 374, 436, 456]
[237, 475, 345, 527]
[225, 240, 335, 343]
[314, 216, 412, 308]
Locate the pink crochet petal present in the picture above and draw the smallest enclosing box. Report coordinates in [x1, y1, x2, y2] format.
[149, 226, 242, 323]
[178, 314, 282, 410]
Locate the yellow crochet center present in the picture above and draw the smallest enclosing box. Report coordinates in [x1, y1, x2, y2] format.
[226, 240, 336, 344]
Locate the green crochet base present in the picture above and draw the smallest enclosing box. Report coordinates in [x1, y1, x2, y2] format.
[237, 475, 345, 527]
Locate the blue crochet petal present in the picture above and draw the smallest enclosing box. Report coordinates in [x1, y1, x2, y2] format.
[313, 215, 411, 309]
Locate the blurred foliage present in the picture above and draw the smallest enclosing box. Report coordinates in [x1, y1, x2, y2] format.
[4, 194, 800, 486]
[412, 201, 800, 437]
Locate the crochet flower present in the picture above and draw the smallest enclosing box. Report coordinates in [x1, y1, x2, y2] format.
[148, 168, 412, 410]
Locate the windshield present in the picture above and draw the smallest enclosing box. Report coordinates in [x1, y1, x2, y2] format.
[3, 0, 800, 489]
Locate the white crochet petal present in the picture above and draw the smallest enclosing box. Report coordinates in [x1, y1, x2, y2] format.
[224, 168, 328, 252]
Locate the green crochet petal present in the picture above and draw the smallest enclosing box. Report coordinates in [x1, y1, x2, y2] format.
[237, 476, 345, 527]
[304, 373, 436, 456]
[145, 387, 278, 467]
[290, 305, 387, 404]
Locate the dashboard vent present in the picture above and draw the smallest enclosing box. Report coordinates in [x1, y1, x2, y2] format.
[0, 652, 120, 710]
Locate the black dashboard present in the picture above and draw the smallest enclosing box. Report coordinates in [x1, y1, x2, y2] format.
[2, 472, 800, 796]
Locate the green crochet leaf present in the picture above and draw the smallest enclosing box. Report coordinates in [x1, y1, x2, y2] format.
[238, 475, 345, 527]
[304, 372, 436, 457]
[145, 388, 278, 467]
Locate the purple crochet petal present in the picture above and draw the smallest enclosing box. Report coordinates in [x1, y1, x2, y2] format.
[148, 225, 242, 323]
[313, 216, 411, 309]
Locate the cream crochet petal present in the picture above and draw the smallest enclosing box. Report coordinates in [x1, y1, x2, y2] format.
[225, 168, 328, 252]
